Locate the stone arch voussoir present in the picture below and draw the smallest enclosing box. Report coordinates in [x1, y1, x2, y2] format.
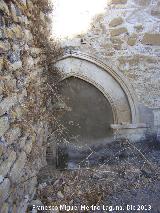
[54, 51, 139, 125]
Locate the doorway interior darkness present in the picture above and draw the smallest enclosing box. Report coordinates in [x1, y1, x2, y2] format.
[59, 76, 114, 145]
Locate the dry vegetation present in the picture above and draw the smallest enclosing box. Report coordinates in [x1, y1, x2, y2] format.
[27, 138, 160, 213]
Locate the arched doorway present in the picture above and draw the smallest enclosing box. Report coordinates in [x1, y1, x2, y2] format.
[60, 76, 114, 145]
[50, 52, 147, 168]
[55, 52, 139, 125]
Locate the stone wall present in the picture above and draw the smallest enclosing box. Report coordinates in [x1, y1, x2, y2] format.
[61, 0, 160, 128]
[0, 0, 59, 212]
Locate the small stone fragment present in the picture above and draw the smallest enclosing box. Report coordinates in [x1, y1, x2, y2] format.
[57, 191, 64, 199]
[134, 24, 144, 32]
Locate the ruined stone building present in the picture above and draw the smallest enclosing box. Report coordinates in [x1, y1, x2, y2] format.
[56, 0, 160, 144]
[0, 0, 160, 212]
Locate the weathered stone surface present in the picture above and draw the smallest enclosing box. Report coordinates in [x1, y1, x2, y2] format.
[18, 88, 27, 103]
[1, 202, 9, 213]
[0, 151, 16, 177]
[0, 1, 10, 15]
[134, 24, 143, 32]
[0, 0, 53, 210]
[10, 106, 23, 121]
[110, 37, 123, 44]
[111, 0, 127, 4]
[109, 17, 123, 27]
[0, 175, 4, 184]
[12, 25, 23, 39]
[10, 3, 19, 23]
[0, 82, 4, 95]
[9, 61, 22, 71]
[110, 27, 128, 36]
[0, 116, 10, 137]
[0, 178, 10, 205]
[0, 41, 11, 54]
[9, 151, 27, 183]
[0, 96, 18, 116]
[4, 28, 14, 40]
[5, 78, 17, 92]
[133, 0, 151, 7]
[142, 33, 160, 46]
[19, 135, 28, 149]
[5, 127, 21, 144]
[127, 34, 137, 46]
[0, 145, 3, 157]
[151, 3, 160, 19]
[0, 58, 4, 71]
[24, 138, 33, 154]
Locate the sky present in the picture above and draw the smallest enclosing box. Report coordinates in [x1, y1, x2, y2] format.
[52, 0, 107, 39]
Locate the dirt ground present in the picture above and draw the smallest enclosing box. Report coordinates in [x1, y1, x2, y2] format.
[29, 139, 160, 213]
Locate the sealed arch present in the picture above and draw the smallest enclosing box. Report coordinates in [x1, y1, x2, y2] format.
[55, 52, 139, 125]
[60, 77, 114, 144]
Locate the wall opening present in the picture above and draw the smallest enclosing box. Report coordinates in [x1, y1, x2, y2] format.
[59, 76, 114, 144]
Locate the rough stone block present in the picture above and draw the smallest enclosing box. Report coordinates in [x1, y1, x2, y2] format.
[0, 96, 18, 116]
[12, 25, 23, 39]
[0, 178, 10, 205]
[0, 145, 3, 157]
[0, 116, 10, 137]
[21, 0, 27, 6]
[109, 17, 123, 27]
[7, 49, 21, 63]
[5, 127, 21, 144]
[0, 1, 10, 15]
[5, 78, 17, 92]
[18, 88, 27, 103]
[11, 106, 23, 121]
[24, 138, 33, 154]
[127, 34, 137, 46]
[4, 28, 14, 40]
[111, 0, 127, 4]
[0, 150, 16, 177]
[0, 57, 5, 71]
[110, 37, 123, 44]
[9, 61, 22, 70]
[0, 81, 4, 95]
[133, 0, 151, 7]
[10, 3, 19, 23]
[110, 27, 128, 37]
[0, 41, 10, 54]
[151, 2, 160, 19]
[9, 151, 27, 183]
[142, 33, 160, 45]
